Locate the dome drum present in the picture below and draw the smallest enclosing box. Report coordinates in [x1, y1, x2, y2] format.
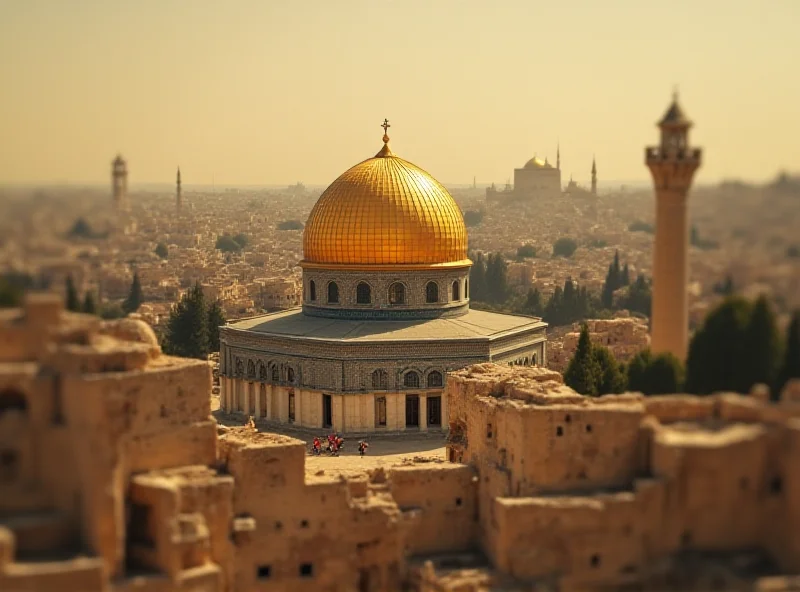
[301, 267, 470, 321]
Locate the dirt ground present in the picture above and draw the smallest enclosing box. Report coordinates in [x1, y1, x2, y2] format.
[211, 395, 447, 477]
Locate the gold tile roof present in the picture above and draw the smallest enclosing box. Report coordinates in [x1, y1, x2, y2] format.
[303, 129, 468, 267]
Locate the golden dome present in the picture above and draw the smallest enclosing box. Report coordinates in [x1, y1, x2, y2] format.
[303, 129, 469, 268]
[523, 156, 551, 169]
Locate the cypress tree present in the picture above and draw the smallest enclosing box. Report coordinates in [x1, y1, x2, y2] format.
[593, 345, 626, 394]
[685, 296, 752, 394]
[523, 287, 543, 317]
[163, 283, 209, 359]
[207, 299, 226, 353]
[622, 263, 631, 286]
[775, 311, 800, 401]
[82, 291, 97, 315]
[123, 273, 144, 314]
[65, 276, 80, 312]
[564, 324, 600, 395]
[741, 295, 782, 392]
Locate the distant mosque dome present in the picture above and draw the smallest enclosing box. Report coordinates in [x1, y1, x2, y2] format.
[303, 127, 468, 267]
[523, 156, 553, 169]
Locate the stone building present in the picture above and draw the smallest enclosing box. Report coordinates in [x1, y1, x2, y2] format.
[218, 124, 547, 433]
[486, 154, 562, 202]
[4, 301, 800, 591]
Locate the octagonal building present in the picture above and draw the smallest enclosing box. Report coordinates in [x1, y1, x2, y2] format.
[219, 125, 547, 433]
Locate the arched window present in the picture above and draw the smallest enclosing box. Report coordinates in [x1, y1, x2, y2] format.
[247, 360, 256, 378]
[465, 279, 469, 298]
[327, 282, 339, 304]
[258, 362, 268, 381]
[427, 371, 443, 388]
[271, 364, 279, 382]
[356, 282, 372, 304]
[403, 371, 420, 388]
[235, 359, 244, 377]
[452, 281, 460, 301]
[425, 281, 439, 304]
[287, 367, 295, 383]
[371, 369, 388, 389]
[389, 282, 405, 305]
[309, 280, 316, 302]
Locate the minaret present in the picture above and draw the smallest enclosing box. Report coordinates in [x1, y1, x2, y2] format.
[176, 167, 182, 211]
[556, 143, 560, 170]
[111, 154, 128, 210]
[645, 91, 702, 360]
[591, 156, 597, 195]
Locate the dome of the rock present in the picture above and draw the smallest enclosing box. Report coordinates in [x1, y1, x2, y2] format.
[303, 138, 468, 267]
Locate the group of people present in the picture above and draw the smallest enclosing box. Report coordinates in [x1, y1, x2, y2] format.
[310, 433, 370, 457]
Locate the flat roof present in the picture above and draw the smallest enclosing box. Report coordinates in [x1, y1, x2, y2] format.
[225, 307, 546, 343]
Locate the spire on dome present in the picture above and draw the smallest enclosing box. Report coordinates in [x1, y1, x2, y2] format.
[659, 88, 691, 127]
[375, 118, 394, 157]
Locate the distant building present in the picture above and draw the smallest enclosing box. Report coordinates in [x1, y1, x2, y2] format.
[111, 154, 128, 210]
[487, 154, 562, 202]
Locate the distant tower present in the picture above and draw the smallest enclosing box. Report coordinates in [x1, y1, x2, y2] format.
[556, 143, 560, 170]
[645, 91, 702, 360]
[111, 154, 128, 210]
[176, 167, 182, 211]
[591, 156, 597, 195]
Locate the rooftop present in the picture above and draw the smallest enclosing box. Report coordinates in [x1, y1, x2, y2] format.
[224, 307, 546, 343]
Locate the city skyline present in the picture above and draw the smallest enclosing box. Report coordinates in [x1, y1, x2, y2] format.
[1, 0, 798, 186]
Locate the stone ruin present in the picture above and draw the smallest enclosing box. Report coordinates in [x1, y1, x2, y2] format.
[548, 315, 650, 371]
[1, 294, 800, 591]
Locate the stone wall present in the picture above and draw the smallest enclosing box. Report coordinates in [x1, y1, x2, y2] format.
[548, 315, 650, 371]
[444, 363, 800, 589]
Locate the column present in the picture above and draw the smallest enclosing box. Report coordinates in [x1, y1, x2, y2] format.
[254, 384, 261, 418]
[243, 383, 251, 415]
[420, 394, 427, 431]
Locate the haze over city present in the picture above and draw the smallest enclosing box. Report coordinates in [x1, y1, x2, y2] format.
[1, 0, 799, 186]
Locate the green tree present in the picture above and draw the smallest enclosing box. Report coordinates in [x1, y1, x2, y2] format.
[215, 235, 243, 253]
[685, 296, 753, 394]
[741, 295, 783, 392]
[564, 325, 600, 395]
[622, 263, 630, 286]
[65, 276, 81, 312]
[206, 299, 226, 352]
[628, 349, 685, 395]
[522, 287, 543, 317]
[775, 311, 800, 400]
[232, 233, 249, 249]
[163, 283, 210, 359]
[100, 302, 126, 319]
[628, 220, 654, 233]
[517, 244, 537, 259]
[68, 217, 94, 239]
[463, 210, 484, 227]
[0, 273, 32, 308]
[593, 345, 627, 395]
[469, 252, 487, 302]
[277, 220, 304, 230]
[553, 237, 578, 258]
[622, 274, 652, 316]
[82, 291, 97, 315]
[485, 253, 509, 304]
[122, 273, 144, 314]
[155, 243, 169, 259]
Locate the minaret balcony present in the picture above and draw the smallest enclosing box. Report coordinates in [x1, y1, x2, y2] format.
[645, 146, 702, 164]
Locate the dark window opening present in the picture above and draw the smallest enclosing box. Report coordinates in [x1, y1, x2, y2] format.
[404, 371, 420, 388]
[452, 281, 460, 301]
[322, 394, 332, 429]
[405, 395, 420, 428]
[287, 367, 295, 383]
[0, 389, 28, 416]
[0, 449, 20, 483]
[585, 424, 593, 433]
[300, 519, 309, 528]
[590, 554, 601, 568]
[487, 423, 493, 439]
[288, 393, 295, 423]
[356, 282, 372, 304]
[427, 396, 442, 427]
[455, 497, 462, 507]
[309, 280, 316, 301]
[770, 476, 783, 495]
[375, 396, 387, 427]
[556, 426, 563, 436]
[425, 281, 439, 303]
[275, 521, 283, 531]
[300, 563, 313, 578]
[257, 565, 272, 579]
[389, 282, 405, 305]
[128, 503, 154, 547]
[372, 369, 388, 390]
[271, 365, 279, 382]
[327, 282, 339, 304]
[565, 414, 571, 423]
[427, 371, 443, 388]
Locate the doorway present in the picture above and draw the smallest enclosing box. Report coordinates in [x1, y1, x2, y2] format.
[323, 394, 332, 428]
[405, 395, 419, 428]
[427, 396, 442, 427]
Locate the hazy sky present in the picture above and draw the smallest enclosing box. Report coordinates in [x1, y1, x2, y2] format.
[1, 0, 798, 187]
